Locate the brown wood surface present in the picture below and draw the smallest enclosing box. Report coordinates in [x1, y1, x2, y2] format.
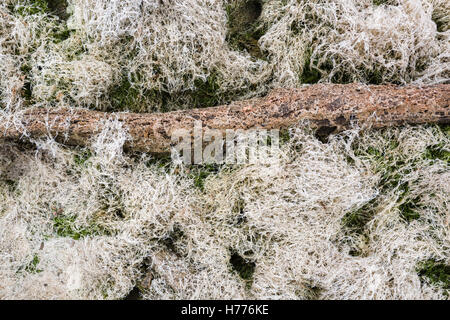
[1, 83, 448, 153]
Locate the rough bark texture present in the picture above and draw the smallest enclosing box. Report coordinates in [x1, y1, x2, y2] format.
[1, 84, 449, 153]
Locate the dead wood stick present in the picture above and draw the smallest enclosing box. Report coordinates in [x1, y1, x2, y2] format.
[1, 83, 448, 153]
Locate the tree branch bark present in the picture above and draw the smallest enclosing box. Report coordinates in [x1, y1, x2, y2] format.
[1, 83, 448, 153]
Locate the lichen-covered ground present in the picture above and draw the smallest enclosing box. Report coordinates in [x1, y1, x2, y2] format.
[0, 0, 449, 299]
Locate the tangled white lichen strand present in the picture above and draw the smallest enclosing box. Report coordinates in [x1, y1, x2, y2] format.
[0, 0, 448, 300]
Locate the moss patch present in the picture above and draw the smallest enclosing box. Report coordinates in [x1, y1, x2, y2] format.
[73, 148, 92, 167]
[232, 197, 247, 226]
[229, 249, 256, 288]
[424, 143, 450, 164]
[9, 0, 69, 18]
[417, 259, 450, 291]
[1, 178, 18, 193]
[46, 0, 69, 20]
[372, 0, 390, 6]
[302, 282, 323, 300]
[342, 199, 377, 235]
[341, 198, 376, 256]
[398, 189, 421, 223]
[340, 127, 449, 253]
[52, 27, 74, 43]
[188, 163, 223, 192]
[123, 286, 142, 300]
[108, 76, 147, 113]
[18, 254, 43, 274]
[226, 0, 267, 60]
[160, 223, 185, 257]
[10, 0, 49, 16]
[300, 49, 326, 84]
[346, 125, 449, 229]
[109, 71, 226, 112]
[188, 72, 222, 108]
[53, 214, 110, 240]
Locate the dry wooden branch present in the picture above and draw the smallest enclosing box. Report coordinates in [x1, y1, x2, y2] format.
[1, 83, 448, 153]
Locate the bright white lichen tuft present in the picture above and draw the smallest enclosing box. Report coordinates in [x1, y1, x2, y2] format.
[0, 124, 448, 299]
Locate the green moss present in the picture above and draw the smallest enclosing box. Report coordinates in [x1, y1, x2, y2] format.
[73, 148, 92, 167]
[424, 143, 450, 164]
[365, 68, 385, 85]
[302, 282, 323, 300]
[188, 73, 222, 108]
[187, 70, 247, 109]
[187, 163, 222, 191]
[19, 63, 32, 74]
[144, 154, 173, 171]
[395, 181, 421, 223]
[10, 0, 49, 16]
[278, 128, 291, 145]
[46, 0, 69, 20]
[147, 158, 232, 190]
[300, 54, 323, 84]
[2, 178, 18, 193]
[108, 76, 141, 112]
[300, 49, 336, 84]
[417, 259, 450, 290]
[123, 286, 142, 300]
[302, 54, 390, 85]
[349, 126, 450, 227]
[372, 0, 394, 6]
[52, 27, 74, 43]
[192, 167, 216, 191]
[301, 43, 400, 85]
[341, 131, 438, 251]
[18, 63, 33, 103]
[108, 74, 173, 113]
[109, 37, 226, 112]
[160, 223, 185, 256]
[432, 16, 446, 33]
[440, 124, 450, 137]
[341, 198, 376, 256]
[229, 249, 256, 288]
[225, 0, 267, 60]
[232, 197, 247, 226]
[342, 199, 377, 235]
[53, 215, 109, 240]
[10, 0, 70, 18]
[398, 197, 421, 222]
[290, 9, 328, 36]
[109, 66, 239, 111]
[17, 254, 43, 274]
[398, 203, 420, 222]
[232, 197, 245, 215]
[355, 139, 407, 191]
